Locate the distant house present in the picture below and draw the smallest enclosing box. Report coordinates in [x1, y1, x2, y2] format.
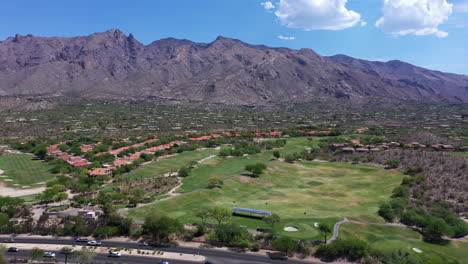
[89, 168, 111, 177]
[356, 148, 369, 153]
[77, 207, 103, 223]
[342, 147, 355, 154]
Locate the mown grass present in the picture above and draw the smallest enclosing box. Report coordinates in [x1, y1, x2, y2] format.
[178, 137, 320, 193]
[124, 149, 218, 180]
[0, 154, 55, 187]
[340, 223, 468, 264]
[129, 157, 402, 240]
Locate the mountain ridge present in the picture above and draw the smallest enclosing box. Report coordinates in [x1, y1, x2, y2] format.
[0, 29, 467, 105]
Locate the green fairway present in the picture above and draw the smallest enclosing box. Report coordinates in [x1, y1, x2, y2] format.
[340, 223, 468, 264]
[178, 137, 320, 193]
[129, 159, 403, 240]
[0, 154, 55, 187]
[124, 149, 218, 179]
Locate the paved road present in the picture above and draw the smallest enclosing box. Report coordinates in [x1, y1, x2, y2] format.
[5, 249, 196, 264]
[1, 236, 317, 264]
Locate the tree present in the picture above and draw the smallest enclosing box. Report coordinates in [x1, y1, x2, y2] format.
[318, 223, 332, 243]
[0, 245, 8, 264]
[76, 247, 96, 264]
[273, 237, 297, 253]
[178, 166, 191, 178]
[264, 214, 280, 234]
[284, 154, 296, 163]
[30, 247, 44, 260]
[195, 209, 211, 226]
[208, 177, 223, 188]
[245, 163, 266, 177]
[378, 203, 395, 222]
[209, 207, 231, 225]
[384, 249, 419, 264]
[424, 217, 454, 243]
[55, 192, 69, 204]
[0, 213, 9, 229]
[273, 150, 280, 159]
[144, 214, 184, 244]
[386, 159, 400, 169]
[60, 247, 74, 264]
[40, 188, 59, 205]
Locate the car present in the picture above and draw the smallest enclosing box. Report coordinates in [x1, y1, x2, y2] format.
[108, 251, 121, 258]
[7, 247, 19, 252]
[43, 252, 56, 258]
[3, 238, 14, 243]
[87, 240, 102, 246]
[138, 241, 149, 246]
[159, 260, 170, 264]
[75, 238, 88, 242]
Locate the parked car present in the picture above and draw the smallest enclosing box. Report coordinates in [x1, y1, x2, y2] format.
[75, 238, 88, 242]
[7, 247, 19, 252]
[138, 241, 149, 246]
[159, 260, 170, 264]
[108, 251, 121, 258]
[87, 240, 102, 246]
[43, 252, 56, 258]
[3, 238, 14, 243]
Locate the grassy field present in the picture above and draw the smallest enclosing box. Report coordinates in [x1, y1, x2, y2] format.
[124, 149, 218, 179]
[129, 157, 403, 240]
[0, 154, 55, 187]
[178, 137, 318, 193]
[340, 223, 468, 264]
[451, 152, 468, 158]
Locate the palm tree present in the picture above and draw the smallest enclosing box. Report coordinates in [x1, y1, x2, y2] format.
[318, 223, 332, 243]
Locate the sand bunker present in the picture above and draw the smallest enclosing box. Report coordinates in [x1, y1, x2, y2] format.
[0, 182, 46, 197]
[412, 248, 423, 253]
[284, 226, 299, 232]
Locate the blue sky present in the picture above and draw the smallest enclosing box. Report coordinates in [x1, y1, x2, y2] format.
[1, 0, 468, 74]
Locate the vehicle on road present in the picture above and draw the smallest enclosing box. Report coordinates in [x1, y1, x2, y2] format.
[138, 241, 149, 246]
[7, 247, 19, 252]
[3, 238, 14, 243]
[108, 251, 122, 258]
[159, 260, 170, 264]
[43, 252, 56, 258]
[204, 262, 217, 264]
[87, 240, 102, 246]
[75, 238, 88, 242]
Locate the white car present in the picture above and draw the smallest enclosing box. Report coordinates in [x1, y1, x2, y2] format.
[87, 240, 102, 246]
[43, 252, 56, 258]
[108, 251, 122, 258]
[159, 260, 170, 264]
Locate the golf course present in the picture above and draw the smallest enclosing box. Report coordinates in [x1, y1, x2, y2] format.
[128, 137, 403, 240]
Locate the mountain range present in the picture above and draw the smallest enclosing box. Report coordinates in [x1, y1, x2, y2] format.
[1, 29, 467, 105]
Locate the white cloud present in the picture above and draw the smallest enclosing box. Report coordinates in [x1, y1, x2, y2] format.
[360, 21, 368, 27]
[376, 0, 453, 38]
[261, 1, 275, 10]
[274, 0, 361, 30]
[277, 35, 296, 40]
